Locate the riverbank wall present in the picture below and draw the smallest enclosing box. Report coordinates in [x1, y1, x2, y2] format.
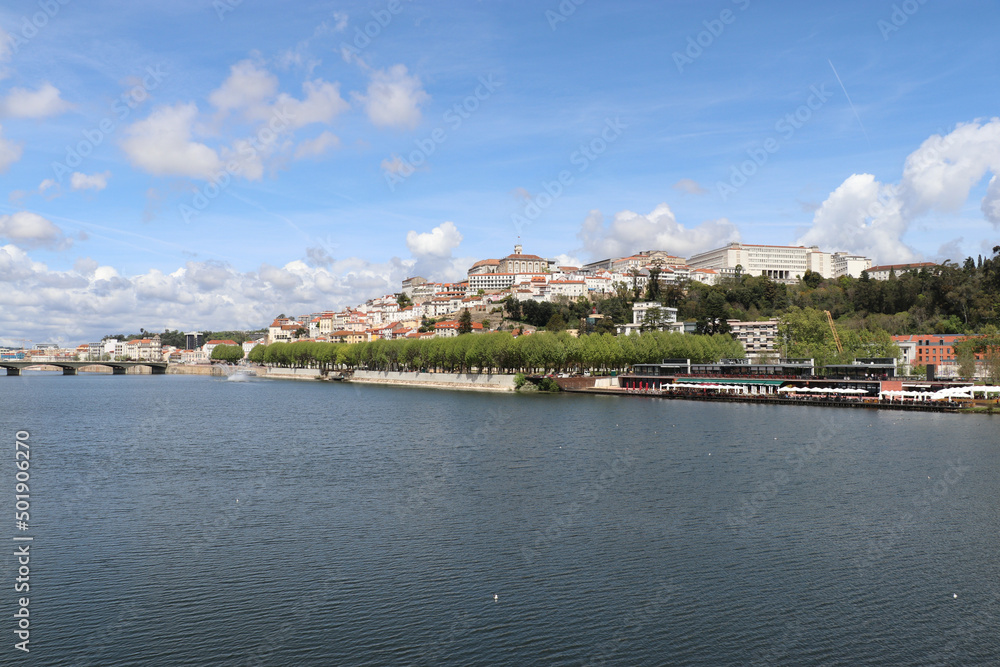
[347, 370, 516, 392]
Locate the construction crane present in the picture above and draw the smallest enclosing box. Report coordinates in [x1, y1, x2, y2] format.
[824, 311, 843, 354]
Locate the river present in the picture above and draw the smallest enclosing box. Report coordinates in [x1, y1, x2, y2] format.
[1, 372, 997, 665]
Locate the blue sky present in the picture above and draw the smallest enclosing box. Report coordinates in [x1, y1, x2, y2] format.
[1, 0, 999, 344]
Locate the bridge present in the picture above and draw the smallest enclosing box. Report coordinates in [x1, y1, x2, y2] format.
[0, 361, 168, 376]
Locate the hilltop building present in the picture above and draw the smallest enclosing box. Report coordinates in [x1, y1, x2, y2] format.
[687, 242, 871, 283]
[865, 262, 938, 280]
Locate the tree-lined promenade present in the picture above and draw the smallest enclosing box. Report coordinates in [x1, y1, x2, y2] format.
[246, 331, 745, 375]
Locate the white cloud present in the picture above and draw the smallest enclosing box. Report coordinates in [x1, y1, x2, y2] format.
[0, 123, 22, 172]
[355, 64, 429, 130]
[899, 119, 1000, 218]
[0, 82, 73, 118]
[578, 203, 740, 260]
[983, 174, 1000, 226]
[403, 221, 473, 281]
[0, 212, 72, 250]
[406, 221, 462, 258]
[796, 118, 1000, 262]
[38, 179, 56, 194]
[554, 253, 583, 268]
[70, 171, 111, 192]
[272, 79, 349, 129]
[797, 174, 915, 263]
[209, 59, 279, 116]
[294, 130, 340, 159]
[210, 60, 348, 131]
[672, 178, 707, 195]
[0, 221, 478, 342]
[121, 103, 223, 180]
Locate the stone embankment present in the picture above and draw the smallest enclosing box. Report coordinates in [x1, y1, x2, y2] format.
[347, 370, 516, 392]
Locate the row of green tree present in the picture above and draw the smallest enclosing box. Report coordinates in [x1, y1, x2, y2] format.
[247, 331, 744, 374]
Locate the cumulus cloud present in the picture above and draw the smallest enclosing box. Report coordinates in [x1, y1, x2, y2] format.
[121, 103, 223, 179]
[0, 82, 73, 118]
[209, 59, 348, 132]
[0, 221, 477, 342]
[554, 253, 583, 268]
[209, 59, 279, 116]
[672, 178, 706, 195]
[797, 118, 1000, 262]
[578, 203, 740, 260]
[294, 130, 340, 159]
[355, 65, 429, 129]
[404, 221, 474, 281]
[796, 174, 915, 262]
[0, 212, 72, 250]
[406, 221, 462, 258]
[280, 80, 349, 128]
[0, 123, 22, 172]
[70, 171, 111, 192]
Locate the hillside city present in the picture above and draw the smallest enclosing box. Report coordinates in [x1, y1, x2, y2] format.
[4, 240, 999, 380]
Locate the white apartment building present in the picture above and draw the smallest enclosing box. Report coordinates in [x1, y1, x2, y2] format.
[831, 252, 872, 278]
[468, 272, 517, 292]
[549, 279, 586, 300]
[727, 320, 780, 360]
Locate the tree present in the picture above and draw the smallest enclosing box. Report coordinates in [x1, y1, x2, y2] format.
[546, 313, 566, 332]
[396, 292, 413, 308]
[697, 290, 731, 335]
[640, 306, 666, 332]
[956, 341, 977, 378]
[645, 264, 663, 301]
[801, 270, 823, 289]
[211, 344, 244, 364]
[458, 308, 473, 335]
[777, 306, 840, 366]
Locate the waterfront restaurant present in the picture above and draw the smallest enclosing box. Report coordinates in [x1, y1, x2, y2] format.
[823, 357, 897, 380]
[623, 358, 815, 395]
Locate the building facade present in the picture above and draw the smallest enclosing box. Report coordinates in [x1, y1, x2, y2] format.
[727, 319, 780, 360]
[687, 242, 872, 282]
